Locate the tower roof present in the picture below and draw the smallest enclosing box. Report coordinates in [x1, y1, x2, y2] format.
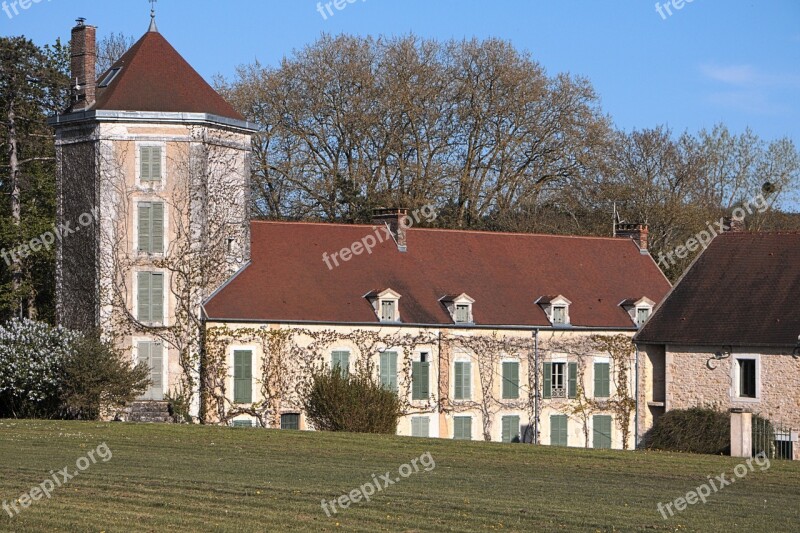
[93, 30, 245, 121]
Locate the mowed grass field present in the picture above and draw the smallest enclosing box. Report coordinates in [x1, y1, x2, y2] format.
[1, 421, 799, 532]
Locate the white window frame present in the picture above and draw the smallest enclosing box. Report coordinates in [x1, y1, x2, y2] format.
[731, 354, 761, 403]
[135, 141, 167, 187]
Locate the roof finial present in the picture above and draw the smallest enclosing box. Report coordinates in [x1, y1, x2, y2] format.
[149, 0, 158, 32]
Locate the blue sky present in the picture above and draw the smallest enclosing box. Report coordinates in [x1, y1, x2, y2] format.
[2, 0, 799, 145]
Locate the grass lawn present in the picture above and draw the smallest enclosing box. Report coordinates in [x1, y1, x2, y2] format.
[1, 421, 799, 532]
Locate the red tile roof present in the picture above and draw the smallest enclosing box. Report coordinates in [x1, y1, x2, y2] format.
[91, 30, 244, 121]
[204, 221, 671, 327]
[636, 232, 800, 347]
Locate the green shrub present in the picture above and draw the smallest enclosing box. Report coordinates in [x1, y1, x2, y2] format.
[303, 368, 402, 434]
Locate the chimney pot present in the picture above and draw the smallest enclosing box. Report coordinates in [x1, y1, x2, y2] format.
[372, 208, 410, 252]
[615, 223, 649, 253]
[722, 217, 745, 233]
[70, 20, 97, 111]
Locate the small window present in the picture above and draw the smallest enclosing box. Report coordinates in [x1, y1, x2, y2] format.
[380, 300, 396, 322]
[232, 420, 254, 428]
[636, 307, 651, 327]
[137, 202, 165, 254]
[411, 416, 430, 438]
[552, 306, 566, 325]
[453, 416, 472, 440]
[137, 272, 164, 323]
[455, 304, 470, 323]
[594, 362, 610, 398]
[331, 350, 350, 377]
[98, 67, 121, 88]
[140, 146, 163, 183]
[281, 413, 300, 430]
[738, 358, 757, 399]
[552, 362, 566, 397]
[501, 415, 520, 443]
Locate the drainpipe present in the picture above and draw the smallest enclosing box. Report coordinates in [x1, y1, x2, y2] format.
[634, 344, 640, 449]
[533, 328, 540, 445]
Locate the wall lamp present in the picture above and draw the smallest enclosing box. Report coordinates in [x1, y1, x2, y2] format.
[706, 345, 732, 370]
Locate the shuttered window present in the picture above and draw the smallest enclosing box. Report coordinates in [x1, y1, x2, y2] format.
[502, 415, 520, 443]
[380, 300, 396, 321]
[137, 272, 164, 323]
[455, 304, 470, 323]
[137, 341, 163, 400]
[502, 361, 520, 399]
[593, 415, 612, 449]
[412, 360, 430, 400]
[454, 361, 471, 400]
[550, 415, 568, 446]
[281, 413, 300, 430]
[232, 420, 253, 428]
[233, 350, 253, 404]
[552, 306, 566, 324]
[636, 307, 650, 326]
[140, 146, 162, 183]
[594, 362, 610, 398]
[453, 416, 472, 440]
[380, 351, 398, 392]
[568, 362, 578, 399]
[137, 201, 164, 254]
[411, 416, 429, 438]
[331, 351, 350, 377]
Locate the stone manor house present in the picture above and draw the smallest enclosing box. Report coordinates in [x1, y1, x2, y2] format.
[51, 15, 796, 453]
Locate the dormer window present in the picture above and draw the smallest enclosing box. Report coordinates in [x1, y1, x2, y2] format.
[536, 295, 571, 327]
[365, 288, 401, 323]
[620, 297, 655, 328]
[440, 293, 475, 324]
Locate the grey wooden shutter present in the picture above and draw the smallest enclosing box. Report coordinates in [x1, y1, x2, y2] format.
[151, 273, 164, 323]
[542, 362, 552, 399]
[138, 203, 151, 252]
[568, 362, 578, 399]
[137, 272, 151, 321]
[151, 202, 164, 253]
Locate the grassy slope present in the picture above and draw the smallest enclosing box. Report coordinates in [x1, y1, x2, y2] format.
[0, 421, 799, 532]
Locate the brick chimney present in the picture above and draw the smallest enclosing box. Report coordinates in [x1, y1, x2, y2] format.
[615, 223, 649, 253]
[722, 217, 745, 233]
[70, 18, 97, 111]
[372, 208, 409, 252]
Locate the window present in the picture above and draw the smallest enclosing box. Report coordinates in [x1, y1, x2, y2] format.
[137, 341, 163, 400]
[281, 413, 300, 430]
[550, 415, 568, 446]
[543, 362, 577, 399]
[636, 307, 651, 327]
[453, 416, 472, 440]
[502, 361, 519, 399]
[412, 359, 430, 400]
[137, 201, 164, 254]
[593, 415, 612, 449]
[552, 306, 566, 325]
[97, 67, 121, 87]
[233, 350, 253, 404]
[737, 358, 757, 399]
[411, 416, 430, 438]
[455, 304, 470, 323]
[501, 415, 520, 443]
[454, 361, 471, 400]
[232, 420, 254, 428]
[140, 146, 162, 183]
[380, 300, 396, 322]
[137, 272, 164, 323]
[594, 362, 610, 398]
[380, 351, 398, 392]
[331, 350, 350, 377]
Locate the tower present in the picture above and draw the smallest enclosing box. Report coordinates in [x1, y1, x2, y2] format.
[50, 16, 256, 418]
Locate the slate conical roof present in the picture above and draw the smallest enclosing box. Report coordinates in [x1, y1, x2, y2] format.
[92, 27, 244, 121]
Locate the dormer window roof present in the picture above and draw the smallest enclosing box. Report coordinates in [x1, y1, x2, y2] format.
[440, 293, 475, 324]
[536, 295, 572, 327]
[620, 297, 655, 328]
[365, 288, 401, 323]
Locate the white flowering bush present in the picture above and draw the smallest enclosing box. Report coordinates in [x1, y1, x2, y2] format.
[0, 319, 79, 418]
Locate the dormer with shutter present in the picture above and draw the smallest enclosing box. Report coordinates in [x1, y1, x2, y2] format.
[620, 297, 655, 328]
[365, 288, 402, 323]
[536, 295, 572, 327]
[440, 293, 475, 324]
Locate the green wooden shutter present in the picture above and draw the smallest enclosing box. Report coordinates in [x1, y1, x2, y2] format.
[594, 362, 610, 398]
[412, 361, 429, 400]
[150, 147, 162, 181]
[550, 415, 568, 446]
[150, 342, 164, 400]
[453, 416, 471, 440]
[151, 202, 164, 253]
[502, 361, 519, 399]
[568, 362, 578, 399]
[502, 415, 520, 443]
[234, 350, 252, 404]
[380, 351, 398, 391]
[542, 362, 552, 399]
[593, 415, 612, 449]
[151, 273, 164, 323]
[454, 362, 463, 399]
[411, 416, 429, 437]
[140, 147, 152, 181]
[138, 203, 151, 252]
[454, 362, 470, 399]
[137, 272, 151, 321]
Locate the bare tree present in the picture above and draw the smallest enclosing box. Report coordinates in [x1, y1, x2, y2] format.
[96, 33, 135, 77]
